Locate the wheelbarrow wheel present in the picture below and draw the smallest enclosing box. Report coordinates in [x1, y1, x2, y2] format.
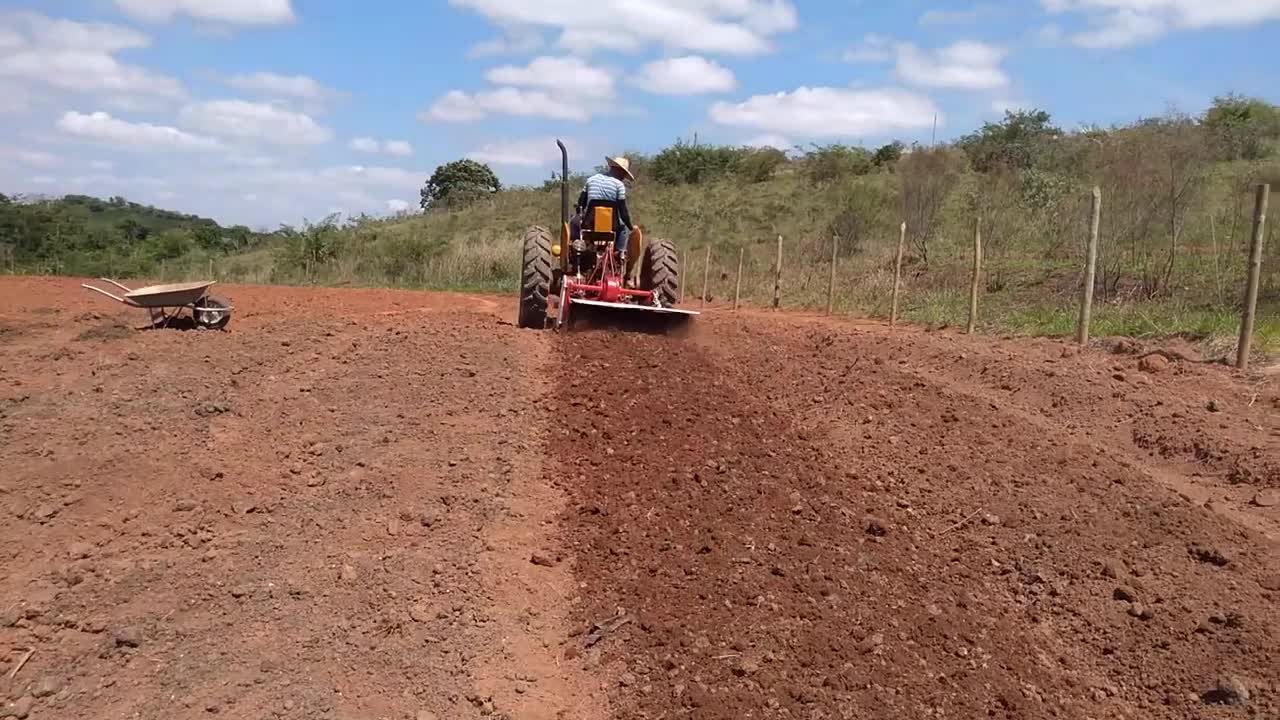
[194, 296, 231, 330]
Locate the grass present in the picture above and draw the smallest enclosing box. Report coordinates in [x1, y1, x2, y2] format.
[97, 151, 1279, 365]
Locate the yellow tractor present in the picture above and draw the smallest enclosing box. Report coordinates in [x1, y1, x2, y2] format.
[516, 140, 697, 331]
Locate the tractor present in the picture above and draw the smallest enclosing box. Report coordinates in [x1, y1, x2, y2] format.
[516, 140, 698, 332]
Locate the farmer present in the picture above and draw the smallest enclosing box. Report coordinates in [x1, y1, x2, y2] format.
[571, 156, 635, 263]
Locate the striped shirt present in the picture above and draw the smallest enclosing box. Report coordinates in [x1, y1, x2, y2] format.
[583, 173, 626, 203]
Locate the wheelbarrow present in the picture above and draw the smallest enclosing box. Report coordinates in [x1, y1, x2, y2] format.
[81, 278, 233, 330]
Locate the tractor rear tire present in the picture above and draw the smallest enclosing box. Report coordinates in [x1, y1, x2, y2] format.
[518, 225, 554, 329]
[641, 238, 679, 307]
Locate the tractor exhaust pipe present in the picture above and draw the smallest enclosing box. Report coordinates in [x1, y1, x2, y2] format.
[557, 139, 569, 274]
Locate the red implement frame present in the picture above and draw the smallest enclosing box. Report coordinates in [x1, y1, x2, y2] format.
[565, 246, 652, 305]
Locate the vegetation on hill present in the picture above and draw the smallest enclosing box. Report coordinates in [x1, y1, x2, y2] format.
[0, 192, 273, 277]
[3, 93, 1278, 355]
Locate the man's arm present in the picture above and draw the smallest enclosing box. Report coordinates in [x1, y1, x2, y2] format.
[616, 198, 632, 229]
[615, 179, 632, 229]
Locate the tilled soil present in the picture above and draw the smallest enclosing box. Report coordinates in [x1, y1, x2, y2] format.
[1, 277, 1277, 720]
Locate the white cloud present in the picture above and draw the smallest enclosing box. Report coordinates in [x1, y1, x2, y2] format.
[384, 140, 413, 157]
[113, 0, 296, 25]
[447, 0, 798, 55]
[634, 56, 735, 95]
[0, 13, 185, 106]
[466, 137, 566, 167]
[57, 110, 222, 151]
[0, 27, 26, 52]
[468, 29, 544, 57]
[894, 41, 1009, 90]
[0, 147, 60, 169]
[1042, 0, 1280, 47]
[423, 87, 591, 122]
[485, 55, 615, 99]
[426, 55, 615, 123]
[920, 6, 993, 25]
[12, 13, 150, 51]
[842, 33, 892, 63]
[350, 137, 414, 156]
[179, 100, 332, 145]
[386, 199, 413, 213]
[0, 50, 185, 99]
[709, 87, 939, 138]
[224, 71, 339, 101]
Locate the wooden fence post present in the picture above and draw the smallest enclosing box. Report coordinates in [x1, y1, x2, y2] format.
[891, 222, 906, 326]
[701, 245, 711, 309]
[733, 248, 744, 311]
[827, 235, 837, 315]
[772, 234, 782, 310]
[1077, 187, 1102, 347]
[1237, 184, 1270, 370]
[967, 217, 982, 335]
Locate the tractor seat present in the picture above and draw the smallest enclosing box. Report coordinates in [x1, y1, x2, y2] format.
[582, 200, 619, 246]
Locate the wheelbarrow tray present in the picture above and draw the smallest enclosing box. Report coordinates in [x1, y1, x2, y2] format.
[123, 281, 216, 308]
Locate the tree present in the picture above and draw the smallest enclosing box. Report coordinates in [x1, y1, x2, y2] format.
[872, 141, 905, 168]
[898, 146, 966, 266]
[736, 147, 787, 183]
[1204, 93, 1280, 160]
[420, 159, 501, 210]
[801, 144, 873, 183]
[540, 172, 589, 193]
[649, 141, 743, 184]
[958, 109, 1061, 172]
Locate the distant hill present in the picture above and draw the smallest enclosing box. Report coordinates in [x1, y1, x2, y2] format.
[0, 192, 269, 276]
[55, 194, 225, 234]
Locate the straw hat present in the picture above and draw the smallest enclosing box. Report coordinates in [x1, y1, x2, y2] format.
[605, 156, 635, 180]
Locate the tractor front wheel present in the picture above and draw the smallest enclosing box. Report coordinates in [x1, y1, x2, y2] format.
[640, 238, 679, 307]
[517, 225, 554, 329]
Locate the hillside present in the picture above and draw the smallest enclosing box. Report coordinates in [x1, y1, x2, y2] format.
[212, 100, 1280, 354]
[4, 96, 1279, 355]
[0, 192, 271, 278]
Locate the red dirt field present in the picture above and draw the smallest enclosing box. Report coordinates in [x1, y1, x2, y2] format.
[1, 275, 1277, 720]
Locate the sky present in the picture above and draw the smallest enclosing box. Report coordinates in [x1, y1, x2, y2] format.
[0, 0, 1277, 229]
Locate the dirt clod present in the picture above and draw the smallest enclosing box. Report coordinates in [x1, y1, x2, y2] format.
[1139, 354, 1170, 374]
[5, 696, 33, 719]
[1102, 558, 1126, 578]
[1252, 490, 1279, 508]
[1203, 676, 1250, 706]
[31, 676, 63, 698]
[865, 517, 890, 537]
[114, 626, 143, 648]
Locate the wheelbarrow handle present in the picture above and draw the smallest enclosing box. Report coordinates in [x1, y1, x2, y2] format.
[99, 277, 135, 293]
[82, 282, 141, 307]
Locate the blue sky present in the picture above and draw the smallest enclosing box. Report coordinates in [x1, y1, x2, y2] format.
[1, 0, 1277, 228]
